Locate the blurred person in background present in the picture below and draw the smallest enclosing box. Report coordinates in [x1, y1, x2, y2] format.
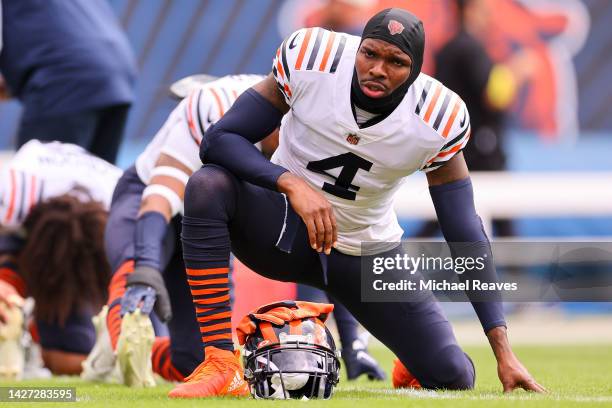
[0, 140, 120, 378]
[417, 0, 536, 238]
[306, 0, 374, 35]
[0, 0, 137, 164]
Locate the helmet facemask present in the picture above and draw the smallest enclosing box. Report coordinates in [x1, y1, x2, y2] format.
[244, 332, 340, 399]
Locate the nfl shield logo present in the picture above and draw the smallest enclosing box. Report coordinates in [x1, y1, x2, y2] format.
[388, 20, 404, 35]
[346, 133, 360, 145]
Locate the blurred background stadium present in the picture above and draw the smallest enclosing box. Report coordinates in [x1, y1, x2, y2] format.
[1, 0, 611, 339]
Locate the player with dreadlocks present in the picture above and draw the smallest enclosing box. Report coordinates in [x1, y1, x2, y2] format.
[0, 140, 120, 378]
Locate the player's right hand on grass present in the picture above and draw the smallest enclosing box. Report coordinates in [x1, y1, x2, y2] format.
[497, 353, 547, 393]
[122, 265, 172, 322]
[277, 172, 337, 254]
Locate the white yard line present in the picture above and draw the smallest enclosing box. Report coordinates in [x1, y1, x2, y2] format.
[340, 387, 612, 402]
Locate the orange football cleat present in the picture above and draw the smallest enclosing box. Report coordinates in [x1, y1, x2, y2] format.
[392, 359, 422, 389]
[168, 346, 249, 398]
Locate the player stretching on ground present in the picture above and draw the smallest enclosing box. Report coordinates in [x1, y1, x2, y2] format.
[0, 140, 119, 377]
[171, 8, 545, 397]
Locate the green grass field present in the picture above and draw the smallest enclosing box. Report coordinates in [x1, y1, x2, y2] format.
[2, 344, 611, 407]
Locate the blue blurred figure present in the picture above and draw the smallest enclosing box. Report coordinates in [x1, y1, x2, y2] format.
[0, 0, 137, 164]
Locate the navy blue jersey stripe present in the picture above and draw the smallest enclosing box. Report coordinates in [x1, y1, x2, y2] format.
[37, 180, 45, 204]
[330, 35, 347, 73]
[433, 92, 451, 131]
[195, 90, 207, 136]
[219, 86, 232, 109]
[281, 37, 293, 81]
[442, 124, 470, 150]
[16, 172, 26, 223]
[415, 80, 432, 115]
[306, 28, 324, 70]
[425, 162, 446, 170]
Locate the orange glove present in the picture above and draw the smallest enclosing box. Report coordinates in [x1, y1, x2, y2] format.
[236, 300, 334, 345]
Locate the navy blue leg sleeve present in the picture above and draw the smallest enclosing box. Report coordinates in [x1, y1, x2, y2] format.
[163, 234, 203, 376]
[328, 296, 359, 348]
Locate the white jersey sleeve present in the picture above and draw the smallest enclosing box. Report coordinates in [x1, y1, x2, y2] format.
[135, 74, 266, 185]
[417, 80, 471, 172]
[272, 27, 349, 106]
[0, 140, 121, 228]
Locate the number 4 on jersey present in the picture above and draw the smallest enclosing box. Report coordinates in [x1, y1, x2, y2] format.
[306, 152, 373, 200]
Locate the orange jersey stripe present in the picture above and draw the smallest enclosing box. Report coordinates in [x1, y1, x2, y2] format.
[186, 92, 198, 138]
[4, 169, 17, 223]
[434, 131, 471, 160]
[186, 267, 229, 277]
[276, 48, 286, 79]
[208, 87, 225, 116]
[423, 84, 442, 123]
[295, 28, 314, 70]
[319, 32, 336, 71]
[442, 98, 461, 138]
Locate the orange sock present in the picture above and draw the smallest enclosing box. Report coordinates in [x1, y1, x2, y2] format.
[106, 260, 134, 350]
[186, 267, 233, 351]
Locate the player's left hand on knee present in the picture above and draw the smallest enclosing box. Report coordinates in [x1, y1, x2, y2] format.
[122, 265, 173, 322]
[498, 354, 547, 393]
[278, 173, 338, 254]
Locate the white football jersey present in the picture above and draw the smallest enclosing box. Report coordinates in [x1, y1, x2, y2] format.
[0, 140, 122, 228]
[135, 74, 266, 185]
[271, 28, 471, 256]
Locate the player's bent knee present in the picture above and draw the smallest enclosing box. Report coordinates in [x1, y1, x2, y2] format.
[184, 164, 239, 218]
[431, 346, 475, 390]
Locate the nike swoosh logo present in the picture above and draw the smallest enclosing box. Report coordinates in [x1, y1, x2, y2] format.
[459, 112, 467, 127]
[289, 33, 301, 49]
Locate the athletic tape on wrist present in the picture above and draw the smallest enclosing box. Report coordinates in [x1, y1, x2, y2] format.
[142, 184, 183, 216]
